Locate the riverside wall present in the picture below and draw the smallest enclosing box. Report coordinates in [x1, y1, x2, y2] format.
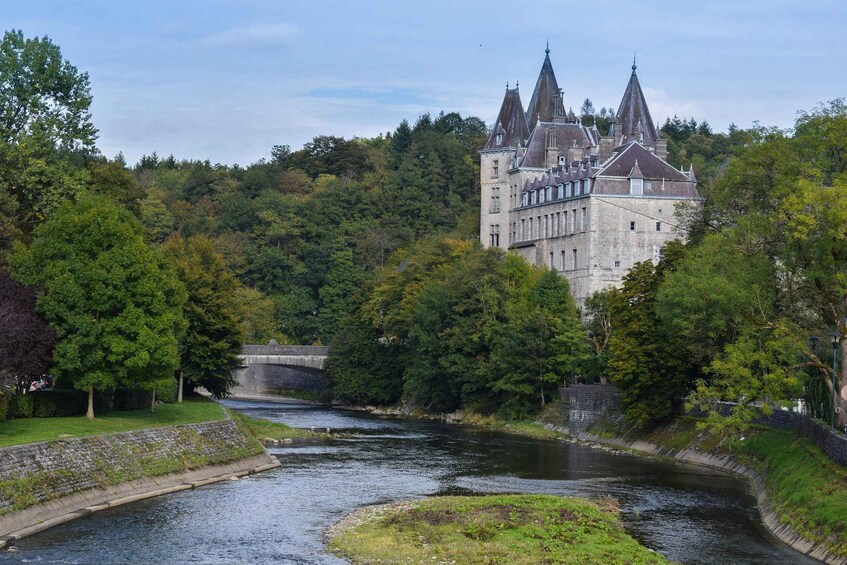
[0, 418, 280, 547]
[579, 432, 846, 565]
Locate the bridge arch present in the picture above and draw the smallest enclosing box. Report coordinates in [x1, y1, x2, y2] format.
[232, 344, 330, 398]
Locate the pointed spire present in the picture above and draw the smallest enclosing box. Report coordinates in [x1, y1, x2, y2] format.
[628, 158, 643, 179]
[546, 40, 550, 55]
[632, 52, 637, 72]
[484, 85, 530, 149]
[688, 163, 697, 182]
[526, 46, 560, 130]
[615, 59, 659, 147]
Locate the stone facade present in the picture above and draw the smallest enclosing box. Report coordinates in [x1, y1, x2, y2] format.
[480, 49, 701, 308]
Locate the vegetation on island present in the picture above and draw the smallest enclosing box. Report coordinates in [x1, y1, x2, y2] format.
[326, 494, 669, 565]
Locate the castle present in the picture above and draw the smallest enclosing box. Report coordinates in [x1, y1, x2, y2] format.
[479, 47, 700, 308]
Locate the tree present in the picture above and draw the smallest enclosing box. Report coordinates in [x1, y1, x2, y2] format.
[10, 196, 186, 419]
[0, 30, 96, 151]
[606, 243, 693, 428]
[580, 98, 595, 117]
[0, 267, 55, 384]
[162, 235, 244, 399]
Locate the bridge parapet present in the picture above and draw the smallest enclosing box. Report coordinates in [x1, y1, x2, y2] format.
[241, 345, 330, 357]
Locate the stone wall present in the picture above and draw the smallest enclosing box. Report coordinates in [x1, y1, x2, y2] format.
[0, 418, 263, 516]
[232, 363, 329, 397]
[567, 384, 621, 435]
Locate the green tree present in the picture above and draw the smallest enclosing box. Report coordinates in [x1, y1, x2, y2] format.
[10, 196, 185, 419]
[162, 235, 244, 399]
[606, 243, 693, 428]
[0, 29, 96, 150]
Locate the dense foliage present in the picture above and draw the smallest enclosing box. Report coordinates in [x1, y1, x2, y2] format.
[327, 237, 584, 418]
[595, 100, 847, 435]
[10, 196, 186, 418]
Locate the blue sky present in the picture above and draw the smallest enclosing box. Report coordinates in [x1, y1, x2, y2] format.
[6, 0, 847, 165]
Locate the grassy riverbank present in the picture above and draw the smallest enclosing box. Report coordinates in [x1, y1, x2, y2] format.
[326, 494, 669, 565]
[229, 410, 321, 440]
[595, 416, 847, 557]
[0, 397, 226, 448]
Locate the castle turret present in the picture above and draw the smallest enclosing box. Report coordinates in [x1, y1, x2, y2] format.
[481, 85, 529, 250]
[614, 59, 659, 149]
[526, 44, 560, 130]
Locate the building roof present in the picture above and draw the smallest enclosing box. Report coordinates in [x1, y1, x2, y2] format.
[525, 47, 560, 131]
[615, 62, 659, 147]
[484, 87, 530, 150]
[519, 122, 595, 168]
[594, 141, 699, 197]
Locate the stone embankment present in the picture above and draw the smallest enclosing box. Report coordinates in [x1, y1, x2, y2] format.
[0, 418, 280, 549]
[580, 432, 845, 565]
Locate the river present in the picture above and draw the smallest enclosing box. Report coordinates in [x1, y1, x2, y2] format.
[0, 398, 818, 564]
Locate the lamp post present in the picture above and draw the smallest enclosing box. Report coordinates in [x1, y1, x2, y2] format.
[831, 332, 841, 430]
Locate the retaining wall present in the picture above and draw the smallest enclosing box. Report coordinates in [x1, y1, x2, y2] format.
[0, 418, 279, 546]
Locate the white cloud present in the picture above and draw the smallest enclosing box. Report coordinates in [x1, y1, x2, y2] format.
[196, 23, 299, 48]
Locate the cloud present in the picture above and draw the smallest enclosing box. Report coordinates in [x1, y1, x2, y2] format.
[196, 23, 298, 48]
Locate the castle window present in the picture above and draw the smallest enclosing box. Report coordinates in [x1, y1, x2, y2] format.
[572, 209, 577, 233]
[614, 260, 621, 268]
[581, 207, 587, 232]
[566, 183, 572, 198]
[492, 160, 499, 178]
[493, 224, 500, 247]
[583, 179, 590, 194]
[645, 180, 653, 191]
[558, 154, 565, 166]
[521, 219, 526, 240]
[546, 187, 552, 201]
[556, 212, 561, 235]
[563, 211, 568, 234]
[630, 178, 643, 195]
[572, 249, 578, 270]
[557, 184, 564, 199]
[656, 222, 661, 232]
[495, 132, 503, 145]
[630, 221, 636, 231]
[550, 252, 554, 269]
[561, 251, 566, 271]
[529, 217, 534, 238]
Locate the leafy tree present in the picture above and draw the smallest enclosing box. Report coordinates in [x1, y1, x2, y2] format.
[162, 235, 243, 399]
[606, 243, 693, 427]
[0, 267, 55, 383]
[232, 286, 286, 344]
[0, 29, 96, 150]
[10, 196, 186, 419]
[86, 159, 145, 215]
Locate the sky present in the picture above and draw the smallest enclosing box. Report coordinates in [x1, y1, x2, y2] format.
[6, 0, 847, 166]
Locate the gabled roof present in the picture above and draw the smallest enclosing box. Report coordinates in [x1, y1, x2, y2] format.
[525, 47, 560, 131]
[484, 87, 530, 150]
[597, 142, 690, 181]
[519, 122, 595, 169]
[615, 62, 659, 147]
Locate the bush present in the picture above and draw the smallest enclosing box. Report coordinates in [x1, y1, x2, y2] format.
[157, 378, 179, 404]
[10, 393, 34, 418]
[0, 392, 8, 422]
[113, 387, 153, 411]
[31, 390, 86, 417]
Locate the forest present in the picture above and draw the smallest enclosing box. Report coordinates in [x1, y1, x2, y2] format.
[2, 28, 847, 430]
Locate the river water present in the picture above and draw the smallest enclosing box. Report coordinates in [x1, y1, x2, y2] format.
[1, 399, 817, 564]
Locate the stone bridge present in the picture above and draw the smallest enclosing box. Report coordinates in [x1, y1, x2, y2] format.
[231, 344, 330, 399]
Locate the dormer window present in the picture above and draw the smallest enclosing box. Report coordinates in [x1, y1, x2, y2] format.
[495, 131, 504, 145]
[557, 184, 564, 199]
[558, 154, 565, 166]
[630, 178, 643, 195]
[565, 183, 572, 198]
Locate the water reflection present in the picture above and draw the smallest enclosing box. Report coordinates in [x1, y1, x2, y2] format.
[1, 398, 817, 564]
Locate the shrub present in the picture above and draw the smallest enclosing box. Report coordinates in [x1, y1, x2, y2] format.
[113, 387, 153, 411]
[31, 390, 86, 418]
[157, 378, 179, 404]
[0, 392, 8, 422]
[10, 393, 34, 418]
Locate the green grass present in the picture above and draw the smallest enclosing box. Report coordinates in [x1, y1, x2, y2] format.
[327, 494, 669, 565]
[229, 410, 320, 440]
[734, 429, 847, 555]
[0, 397, 226, 447]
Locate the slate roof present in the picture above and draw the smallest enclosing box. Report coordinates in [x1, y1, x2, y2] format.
[615, 64, 659, 147]
[597, 142, 688, 181]
[519, 122, 595, 168]
[484, 87, 530, 150]
[525, 48, 560, 131]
